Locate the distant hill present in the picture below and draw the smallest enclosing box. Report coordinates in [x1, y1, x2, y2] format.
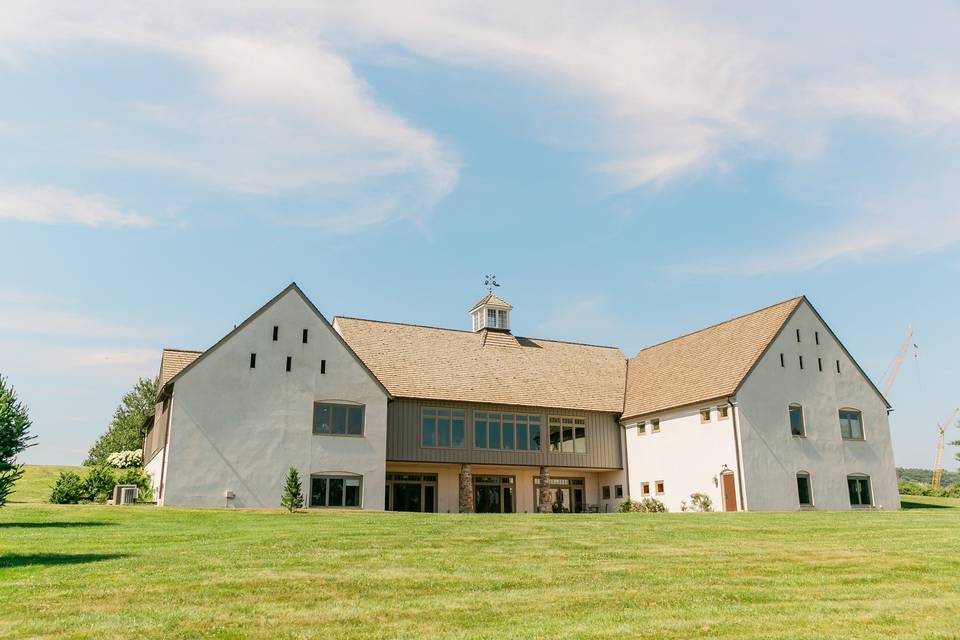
[898, 467, 959, 487]
[8, 464, 87, 503]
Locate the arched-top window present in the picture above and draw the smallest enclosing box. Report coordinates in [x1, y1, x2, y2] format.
[796, 471, 813, 507]
[788, 404, 805, 437]
[839, 408, 864, 440]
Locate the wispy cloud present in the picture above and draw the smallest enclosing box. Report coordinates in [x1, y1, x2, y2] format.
[0, 307, 146, 339]
[0, 185, 149, 227]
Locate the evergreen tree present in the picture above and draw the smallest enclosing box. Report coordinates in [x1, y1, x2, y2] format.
[281, 467, 304, 512]
[85, 377, 156, 466]
[0, 375, 36, 508]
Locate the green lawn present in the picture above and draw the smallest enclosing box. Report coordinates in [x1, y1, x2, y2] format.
[7, 464, 86, 504]
[2, 498, 960, 639]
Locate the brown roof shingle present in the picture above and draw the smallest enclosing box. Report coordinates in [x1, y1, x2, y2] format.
[158, 348, 202, 389]
[621, 296, 804, 420]
[335, 318, 626, 413]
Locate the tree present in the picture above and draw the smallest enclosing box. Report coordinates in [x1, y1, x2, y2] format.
[281, 467, 304, 512]
[85, 377, 156, 467]
[0, 375, 36, 508]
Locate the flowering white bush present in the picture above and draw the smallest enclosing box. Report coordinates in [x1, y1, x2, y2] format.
[107, 449, 143, 469]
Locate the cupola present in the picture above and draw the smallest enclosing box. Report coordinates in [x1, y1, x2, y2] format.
[469, 293, 512, 333]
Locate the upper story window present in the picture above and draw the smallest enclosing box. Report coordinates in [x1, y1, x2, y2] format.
[651, 418, 660, 433]
[549, 416, 586, 453]
[700, 408, 712, 423]
[839, 409, 864, 440]
[475, 412, 541, 451]
[636, 421, 646, 435]
[789, 404, 805, 437]
[313, 402, 365, 436]
[718, 406, 729, 420]
[422, 408, 466, 449]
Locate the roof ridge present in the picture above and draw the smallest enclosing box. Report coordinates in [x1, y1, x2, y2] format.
[335, 315, 624, 351]
[631, 295, 805, 357]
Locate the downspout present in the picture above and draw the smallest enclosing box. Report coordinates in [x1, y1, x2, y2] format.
[157, 388, 174, 505]
[728, 398, 747, 511]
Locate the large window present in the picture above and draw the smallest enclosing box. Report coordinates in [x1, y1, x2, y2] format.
[385, 473, 437, 512]
[533, 477, 585, 513]
[548, 416, 586, 453]
[796, 472, 813, 507]
[313, 403, 364, 436]
[421, 408, 465, 449]
[847, 475, 872, 507]
[789, 404, 805, 437]
[475, 412, 541, 451]
[310, 475, 362, 508]
[839, 409, 864, 440]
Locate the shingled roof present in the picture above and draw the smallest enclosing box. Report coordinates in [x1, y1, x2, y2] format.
[621, 296, 804, 420]
[335, 318, 627, 413]
[158, 348, 202, 389]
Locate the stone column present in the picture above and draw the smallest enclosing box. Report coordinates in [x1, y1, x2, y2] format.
[538, 466, 552, 513]
[458, 464, 474, 513]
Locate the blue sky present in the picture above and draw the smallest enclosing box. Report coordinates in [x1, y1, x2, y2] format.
[1, 2, 958, 468]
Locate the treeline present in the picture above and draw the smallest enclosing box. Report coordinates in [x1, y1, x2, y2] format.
[897, 467, 959, 487]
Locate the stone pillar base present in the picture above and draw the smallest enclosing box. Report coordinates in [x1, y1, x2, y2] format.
[459, 464, 474, 513]
[538, 466, 551, 513]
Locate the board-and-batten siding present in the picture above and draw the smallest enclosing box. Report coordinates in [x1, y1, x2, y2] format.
[387, 398, 623, 469]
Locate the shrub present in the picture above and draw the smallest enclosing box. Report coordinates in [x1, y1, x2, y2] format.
[617, 498, 668, 513]
[107, 449, 143, 469]
[50, 471, 87, 504]
[115, 467, 153, 502]
[83, 465, 116, 503]
[687, 493, 713, 512]
[280, 467, 304, 512]
[898, 479, 960, 499]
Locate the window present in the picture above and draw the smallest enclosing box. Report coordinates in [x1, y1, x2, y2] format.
[818, 357, 823, 372]
[836, 359, 841, 373]
[839, 409, 864, 440]
[847, 475, 872, 507]
[799, 355, 804, 370]
[651, 419, 660, 433]
[780, 353, 785, 367]
[637, 421, 646, 435]
[602, 486, 611, 500]
[497, 309, 508, 330]
[302, 329, 309, 344]
[615, 485, 624, 499]
[286, 356, 292, 372]
[815, 331, 820, 345]
[655, 481, 665, 495]
[796, 472, 813, 507]
[548, 416, 586, 453]
[310, 475, 362, 508]
[487, 309, 497, 327]
[272, 325, 278, 341]
[641, 482, 650, 496]
[796, 328, 801, 342]
[249, 353, 256, 368]
[421, 408, 466, 449]
[475, 412, 541, 451]
[320, 359, 326, 374]
[718, 406, 729, 420]
[386, 473, 438, 513]
[700, 408, 712, 423]
[313, 403, 365, 436]
[789, 404, 805, 436]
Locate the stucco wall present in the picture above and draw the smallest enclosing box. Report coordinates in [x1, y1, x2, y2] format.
[160, 289, 389, 509]
[736, 301, 900, 511]
[623, 405, 741, 512]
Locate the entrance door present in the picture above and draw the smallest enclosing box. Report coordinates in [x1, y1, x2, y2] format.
[473, 475, 516, 513]
[721, 472, 737, 512]
[392, 483, 422, 512]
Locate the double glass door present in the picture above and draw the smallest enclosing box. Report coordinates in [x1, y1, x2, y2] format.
[474, 475, 515, 513]
[385, 473, 437, 512]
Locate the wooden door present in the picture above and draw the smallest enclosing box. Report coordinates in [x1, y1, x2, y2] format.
[721, 472, 737, 512]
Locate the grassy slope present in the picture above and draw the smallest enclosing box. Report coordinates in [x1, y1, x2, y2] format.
[8, 465, 86, 504]
[2, 501, 959, 640]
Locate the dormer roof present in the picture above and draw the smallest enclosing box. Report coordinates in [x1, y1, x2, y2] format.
[469, 293, 512, 313]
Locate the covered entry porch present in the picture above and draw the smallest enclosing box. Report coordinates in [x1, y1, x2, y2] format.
[385, 462, 624, 513]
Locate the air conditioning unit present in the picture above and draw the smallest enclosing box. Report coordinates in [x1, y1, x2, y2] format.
[112, 484, 139, 505]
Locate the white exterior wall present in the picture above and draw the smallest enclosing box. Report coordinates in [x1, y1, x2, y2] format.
[623, 406, 741, 512]
[143, 447, 164, 500]
[158, 289, 389, 509]
[736, 301, 899, 511]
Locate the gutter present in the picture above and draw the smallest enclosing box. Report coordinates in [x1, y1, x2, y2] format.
[727, 397, 747, 511]
[157, 389, 174, 505]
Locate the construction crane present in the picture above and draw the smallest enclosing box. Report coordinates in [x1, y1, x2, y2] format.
[932, 407, 959, 489]
[882, 325, 914, 398]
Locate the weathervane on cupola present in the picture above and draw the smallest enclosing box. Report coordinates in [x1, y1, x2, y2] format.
[470, 275, 512, 333]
